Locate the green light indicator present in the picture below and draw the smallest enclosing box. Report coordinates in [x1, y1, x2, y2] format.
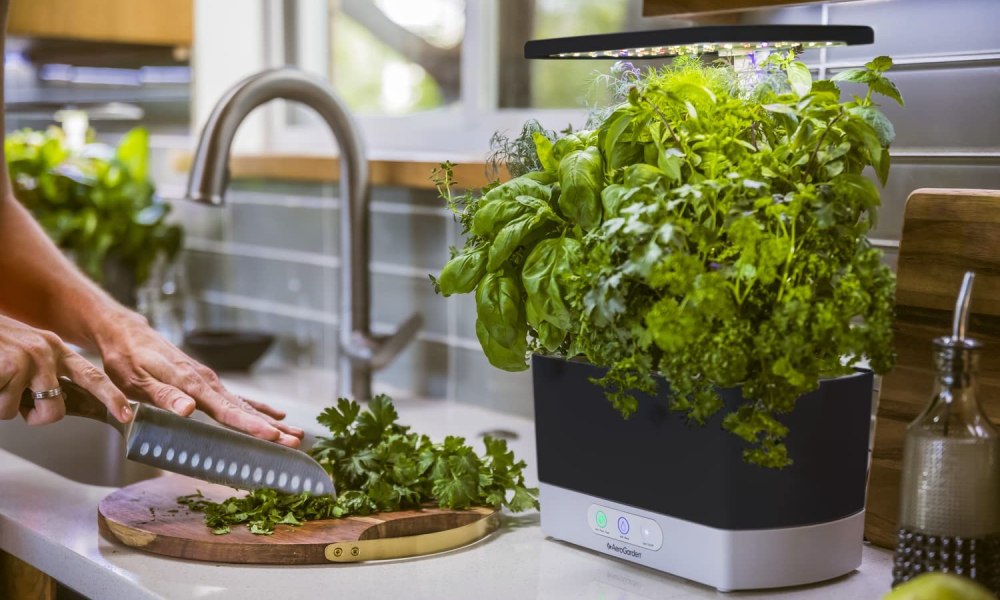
[596, 511, 607, 528]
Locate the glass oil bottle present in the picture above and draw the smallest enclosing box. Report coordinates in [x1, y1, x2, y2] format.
[892, 271, 1000, 593]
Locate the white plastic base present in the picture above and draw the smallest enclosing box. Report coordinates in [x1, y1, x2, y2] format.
[539, 483, 865, 591]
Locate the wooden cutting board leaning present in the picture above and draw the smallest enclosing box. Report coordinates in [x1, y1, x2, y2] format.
[865, 188, 1000, 549]
[99, 475, 501, 564]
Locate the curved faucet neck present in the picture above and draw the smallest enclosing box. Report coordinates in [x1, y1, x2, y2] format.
[185, 68, 373, 399]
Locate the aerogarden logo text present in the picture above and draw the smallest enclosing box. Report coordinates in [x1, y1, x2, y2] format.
[607, 542, 641, 559]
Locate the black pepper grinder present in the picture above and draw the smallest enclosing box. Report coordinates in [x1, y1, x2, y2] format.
[892, 271, 1000, 593]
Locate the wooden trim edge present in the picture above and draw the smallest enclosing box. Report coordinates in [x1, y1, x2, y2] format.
[171, 153, 507, 190]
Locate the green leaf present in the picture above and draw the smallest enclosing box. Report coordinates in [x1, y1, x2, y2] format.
[533, 131, 558, 172]
[875, 147, 892, 187]
[866, 56, 893, 73]
[356, 394, 400, 442]
[522, 237, 579, 331]
[834, 173, 881, 211]
[552, 132, 585, 164]
[832, 67, 873, 84]
[115, 127, 149, 183]
[623, 163, 665, 188]
[507, 486, 541, 512]
[558, 147, 604, 229]
[316, 398, 361, 434]
[762, 103, 799, 118]
[471, 177, 551, 238]
[535, 320, 567, 352]
[438, 247, 488, 296]
[657, 148, 684, 182]
[811, 79, 840, 96]
[601, 184, 629, 216]
[842, 118, 885, 174]
[601, 107, 633, 166]
[786, 62, 813, 98]
[850, 106, 896, 147]
[475, 272, 529, 370]
[486, 207, 551, 272]
[869, 76, 904, 107]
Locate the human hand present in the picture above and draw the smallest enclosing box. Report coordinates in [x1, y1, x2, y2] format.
[95, 312, 304, 447]
[0, 314, 132, 425]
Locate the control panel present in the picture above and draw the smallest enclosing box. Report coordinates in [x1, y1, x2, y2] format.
[587, 504, 663, 550]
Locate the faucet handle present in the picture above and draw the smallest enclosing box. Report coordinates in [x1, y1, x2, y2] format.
[369, 313, 423, 370]
[343, 312, 424, 371]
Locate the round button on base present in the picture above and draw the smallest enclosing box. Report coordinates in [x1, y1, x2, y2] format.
[618, 517, 630, 535]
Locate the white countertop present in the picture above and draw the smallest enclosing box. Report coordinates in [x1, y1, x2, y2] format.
[0, 369, 895, 600]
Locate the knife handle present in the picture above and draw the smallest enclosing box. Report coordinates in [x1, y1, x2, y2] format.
[19, 377, 116, 423]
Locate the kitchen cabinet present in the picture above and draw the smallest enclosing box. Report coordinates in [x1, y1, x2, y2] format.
[0, 551, 54, 600]
[9, 0, 192, 47]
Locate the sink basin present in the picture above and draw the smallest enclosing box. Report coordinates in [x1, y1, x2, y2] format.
[0, 416, 159, 487]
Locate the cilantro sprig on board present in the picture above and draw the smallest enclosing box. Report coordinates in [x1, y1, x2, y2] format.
[180, 395, 538, 535]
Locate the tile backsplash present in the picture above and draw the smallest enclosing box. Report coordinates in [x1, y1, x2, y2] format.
[161, 0, 1000, 417]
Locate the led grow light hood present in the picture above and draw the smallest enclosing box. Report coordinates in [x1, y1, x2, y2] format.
[524, 24, 873, 59]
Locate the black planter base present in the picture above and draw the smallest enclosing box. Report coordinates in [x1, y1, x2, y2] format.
[531, 355, 875, 589]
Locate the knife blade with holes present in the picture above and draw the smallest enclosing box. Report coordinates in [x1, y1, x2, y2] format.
[20, 378, 335, 496]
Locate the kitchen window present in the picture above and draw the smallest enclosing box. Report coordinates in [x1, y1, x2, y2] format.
[202, 0, 677, 156]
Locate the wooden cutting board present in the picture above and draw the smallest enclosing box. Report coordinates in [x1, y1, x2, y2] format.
[864, 188, 1000, 549]
[98, 475, 501, 564]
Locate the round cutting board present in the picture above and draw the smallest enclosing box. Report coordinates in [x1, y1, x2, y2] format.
[98, 475, 501, 564]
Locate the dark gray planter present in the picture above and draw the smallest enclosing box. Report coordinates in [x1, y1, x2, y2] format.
[532, 355, 874, 530]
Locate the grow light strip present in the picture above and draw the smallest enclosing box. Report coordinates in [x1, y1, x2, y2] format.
[524, 25, 873, 60]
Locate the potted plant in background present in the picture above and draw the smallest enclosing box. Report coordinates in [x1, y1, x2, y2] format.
[434, 54, 902, 590]
[5, 122, 183, 307]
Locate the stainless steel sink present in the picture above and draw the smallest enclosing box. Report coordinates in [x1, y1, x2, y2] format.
[0, 416, 159, 487]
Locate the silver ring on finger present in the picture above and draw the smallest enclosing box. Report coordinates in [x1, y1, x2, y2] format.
[31, 387, 64, 400]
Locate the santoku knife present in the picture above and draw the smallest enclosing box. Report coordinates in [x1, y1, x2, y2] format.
[20, 378, 334, 496]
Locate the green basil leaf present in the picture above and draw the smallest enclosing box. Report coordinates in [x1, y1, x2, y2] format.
[471, 177, 551, 238]
[522, 237, 579, 331]
[486, 199, 557, 271]
[475, 272, 529, 371]
[536, 320, 567, 352]
[551, 133, 585, 164]
[601, 107, 633, 167]
[533, 131, 558, 172]
[558, 147, 604, 229]
[438, 247, 487, 296]
[601, 184, 628, 217]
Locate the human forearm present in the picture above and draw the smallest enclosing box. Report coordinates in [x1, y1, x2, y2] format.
[0, 194, 138, 350]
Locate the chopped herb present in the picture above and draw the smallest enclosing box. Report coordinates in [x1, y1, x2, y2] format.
[179, 395, 538, 535]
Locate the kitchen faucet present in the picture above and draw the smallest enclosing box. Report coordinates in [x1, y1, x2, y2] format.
[185, 67, 422, 400]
